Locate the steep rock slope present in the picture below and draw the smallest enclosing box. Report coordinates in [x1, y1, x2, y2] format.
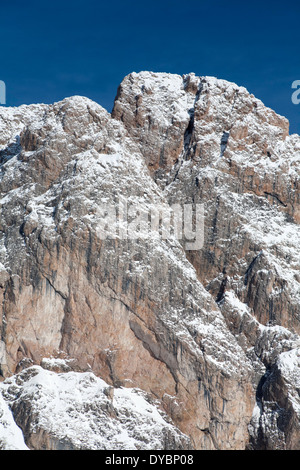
[112, 72, 300, 332]
[0, 362, 191, 450]
[0, 72, 299, 450]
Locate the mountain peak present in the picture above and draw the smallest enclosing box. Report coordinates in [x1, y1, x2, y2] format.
[0, 71, 299, 450]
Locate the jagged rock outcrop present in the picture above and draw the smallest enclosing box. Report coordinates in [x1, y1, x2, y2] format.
[0, 363, 192, 450]
[248, 347, 300, 449]
[0, 71, 299, 450]
[112, 72, 300, 333]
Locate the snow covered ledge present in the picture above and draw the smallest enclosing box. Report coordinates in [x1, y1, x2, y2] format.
[0, 362, 192, 450]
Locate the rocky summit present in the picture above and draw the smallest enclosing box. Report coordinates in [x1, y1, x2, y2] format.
[0, 71, 299, 450]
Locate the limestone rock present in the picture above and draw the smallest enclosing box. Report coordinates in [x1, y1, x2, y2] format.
[0, 364, 191, 450]
[0, 72, 299, 450]
[112, 72, 300, 334]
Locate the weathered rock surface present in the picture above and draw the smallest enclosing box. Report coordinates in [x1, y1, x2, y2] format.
[0, 363, 192, 450]
[248, 348, 300, 449]
[0, 71, 299, 450]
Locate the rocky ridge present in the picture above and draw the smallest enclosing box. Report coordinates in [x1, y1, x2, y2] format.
[0, 71, 299, 450]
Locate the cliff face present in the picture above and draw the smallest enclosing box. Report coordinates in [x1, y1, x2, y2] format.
[0, 72, 299, 450]
[112, 72, 300, 331]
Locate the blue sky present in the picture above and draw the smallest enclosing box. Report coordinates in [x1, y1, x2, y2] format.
[1, 0, 300, 133]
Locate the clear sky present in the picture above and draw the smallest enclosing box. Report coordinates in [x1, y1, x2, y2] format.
[1, 0, 300, 134]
